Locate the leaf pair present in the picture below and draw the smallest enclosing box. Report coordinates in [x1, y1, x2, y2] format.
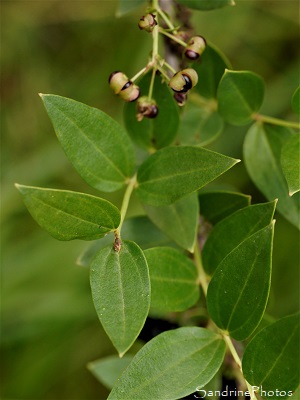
[204, 201, 276, 340]
[38, 95, 239, 208]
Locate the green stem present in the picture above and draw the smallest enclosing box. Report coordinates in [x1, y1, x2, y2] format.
[156, 6, 175, 31]
[193, 242, 208, 296]
[252, 113, 300, 130]
[159, 28, 187, 48]
[148, 66, 157, 100]
[223, 336, 257, 400]
[156, 65, 170, 82]
[116, 174, 137, 237]
[194, 240, 258, 400]
[162, 60, 177, 75]
[131, 66, 147, 83]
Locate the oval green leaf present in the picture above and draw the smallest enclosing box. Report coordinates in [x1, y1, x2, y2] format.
[144, 247, 199, 312]
[217, 70, 265, 125]
[90, 240, 150, 356]
[202, 201, 276, 276]
[244, 123, 300, 229]
[281, 134, 300, 196]
[176, 0, 235, 11]
[207, 222, 274, 341]
[242, 313, 300, 399]
[193, 43, 231, 99]
[108, 327, 226, 400]
[124, 73, 179, 150]
[88, 355, 134, 389]
[291, 86, 300, 116]
[177, 104, 223, 147]
[199, 190, 251, 225]
[40, 94, 135, 192]
[15, 184, 120, 241]
[136, 145, 239, 206]
[144, 192, 199, 252]
[77, 215, 176, 267]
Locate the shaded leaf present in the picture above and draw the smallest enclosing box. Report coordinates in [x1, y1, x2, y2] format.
[116, 0, 146, 17]
[177, 104, 223, 146]
[124, 73, 179, 150]
[281, 134, 300, 196]
[136, 146, 239, 206]
[202, 201, 276, 275]
[207, 222, 274, 341]
[88, 355, 134, 389]
[193, 43, 231, 99]
[144, 247, 199, 312]
[217, 70, 265, 125]
[291, 86, 300, 116]
[244, 123, 300, 229]
[243, 313, 300, 400]
[40, 94, 135, 192]
[108, 327, 226, 400]
[77, 216, 176, 267]
[90, 241, 150, 356]
[199, 190, 251, 225]
[15, 184, 120, 241]
[144, 192, 199, 252]
[176, 0, 235, 11]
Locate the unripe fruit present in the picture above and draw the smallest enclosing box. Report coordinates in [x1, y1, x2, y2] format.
[169, 68, 198, 93]
[138, 13, 157, 32]
[136, 96, 159, 121]
[109, 71, 140, 102]
[109, 71, 128, 94]
[184, 35, 206, 61]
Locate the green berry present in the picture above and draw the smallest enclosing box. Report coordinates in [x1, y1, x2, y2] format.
[138, 14, 157, 32]
[109, 71, 140, 102]
[184, 35, 206, 61]
[136, 96, 158, 121]
[169, 68, 198, 93]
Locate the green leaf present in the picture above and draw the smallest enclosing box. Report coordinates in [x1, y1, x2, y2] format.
[292, 86, 300, 116]
[199, 190, 251, 225]
[40, 94, 135, 192]
[77, 216, 176, 267]
[243, 313, 300, 399]
[15, 184, 120, 241]
[88, 355, 134, 389]
[177, 103, 223, 146]
[193, 43, 231, 99]
[244, 123, 300, 229]
[116, 0, 146, 17]
[124, 73, 179, 150]
[144, 193, 199, 252]
[90, 241, 150, 356]
[144, 247, 199, 312]
[136, 146, 239, 206]
[217, 70, 265, 125]
[176, 0, 235, 11]
[108, 327, 226, 400]
[202, 201, 276, 276]
[281, 134, 300, 196]
[207, 222, 274, 341]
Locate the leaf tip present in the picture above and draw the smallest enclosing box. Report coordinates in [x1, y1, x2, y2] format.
[38, 93, 44, 98]
[14, 183, 24, 192]
[118, 351, 125, 358]
[230, 0, 236, 5]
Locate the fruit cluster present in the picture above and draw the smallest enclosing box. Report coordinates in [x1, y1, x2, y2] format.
[108, 12, 206, 120]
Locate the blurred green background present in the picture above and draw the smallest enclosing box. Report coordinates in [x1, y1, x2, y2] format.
[1, 1, 299, 399]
